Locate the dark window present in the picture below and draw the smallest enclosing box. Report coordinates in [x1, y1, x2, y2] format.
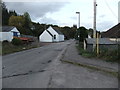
[54, 35, 56, 39]
[13, 32, 18, 37]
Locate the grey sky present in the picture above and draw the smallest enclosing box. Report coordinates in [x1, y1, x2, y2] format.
[3, 0, 120, 32]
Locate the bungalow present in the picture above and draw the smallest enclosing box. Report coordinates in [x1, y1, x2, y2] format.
[0, 26, 20, 42]
[39, 26, 64, 42]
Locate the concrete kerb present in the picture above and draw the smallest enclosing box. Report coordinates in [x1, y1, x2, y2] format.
[61, 59, 118, 77]
[60, 43, 118, 78]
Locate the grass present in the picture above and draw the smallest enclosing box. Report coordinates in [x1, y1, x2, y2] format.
[1, 41, 40, 55]
[76, 43, 120, 63]
[76, 44, 96, 58]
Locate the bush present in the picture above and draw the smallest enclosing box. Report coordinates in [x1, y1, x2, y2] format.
[98, 48, 119, 63]
[12, 38, 22, 45]
[3, 40, 9, 43]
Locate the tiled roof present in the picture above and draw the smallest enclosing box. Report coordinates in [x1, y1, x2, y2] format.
[86, 38, 117, 45]
[101, 23, 120, 38]
[2, 26, 15, 32]
[52, 27, 64, 35]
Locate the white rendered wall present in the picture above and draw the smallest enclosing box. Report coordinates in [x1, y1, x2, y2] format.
[39, 30, 53, 42]
[59, 35, 64, 41]
[0, 32, 13, 41]
[47, 26, 59, 42]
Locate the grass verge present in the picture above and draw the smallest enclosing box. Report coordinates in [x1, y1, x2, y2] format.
[76, 43, 119, 63]
[2, 42, 40, 55]
[76, 45, 96, 58]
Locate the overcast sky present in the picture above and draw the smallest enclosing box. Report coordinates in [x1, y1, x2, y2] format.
[3, 0, 120, 32]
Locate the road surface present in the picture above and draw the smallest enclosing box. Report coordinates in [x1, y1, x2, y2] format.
[2, 40, 71, 88]
[2, 40, 118, 88]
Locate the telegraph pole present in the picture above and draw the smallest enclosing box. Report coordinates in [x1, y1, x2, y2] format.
[93, 0, 97, 52]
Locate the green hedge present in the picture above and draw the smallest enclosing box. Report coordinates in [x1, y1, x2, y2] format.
[12, 38, 22, 45]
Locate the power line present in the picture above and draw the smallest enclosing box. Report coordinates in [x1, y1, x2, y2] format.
[104, 0, 118, 20]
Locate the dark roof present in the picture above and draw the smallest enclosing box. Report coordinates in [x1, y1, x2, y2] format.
[52, 27, 64, 35]
[46, 30, 53, 37]
[101, 23, 120, 38]
[86, 38, 117, 45]
[2, 26, 15, 32]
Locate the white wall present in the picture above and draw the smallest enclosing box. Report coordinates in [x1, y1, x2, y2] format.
[39, 26, 64, 42]
[59, 35, 64, 41]
[47, 26, 59, 42]
[0, 32, 13, 42]
[39, 30, 53, 42]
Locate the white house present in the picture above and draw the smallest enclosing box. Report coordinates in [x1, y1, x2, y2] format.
[39, 26, 64, 42]
[0, 26, 20, 42]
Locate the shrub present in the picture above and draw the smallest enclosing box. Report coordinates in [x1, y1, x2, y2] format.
[3, 40, 9, 43]
[12, 38, 22, 45]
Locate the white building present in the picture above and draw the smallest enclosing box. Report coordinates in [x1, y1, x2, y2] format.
[39, 26, 64, 42]
[0, 26, 20, 42]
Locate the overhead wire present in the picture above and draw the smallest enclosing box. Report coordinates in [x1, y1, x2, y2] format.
[104, 0, 118, 20]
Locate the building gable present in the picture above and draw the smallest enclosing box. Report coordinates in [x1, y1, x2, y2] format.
[47, 26, 63, 35]
[10, 27, 20, 33]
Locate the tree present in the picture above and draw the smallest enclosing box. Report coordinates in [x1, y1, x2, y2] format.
[9, 10, 17, 17]
[75, 27, 88, 42]
[23, 12, 32, 29]
[9, 15, 25, 27]
[2, 2, 9, 25]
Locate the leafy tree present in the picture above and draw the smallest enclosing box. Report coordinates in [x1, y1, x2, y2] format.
[31, 22, 45, 37]
[23, 12, 32, 29]
[9, 15, 25, 27]
[76, 27, 88, 42]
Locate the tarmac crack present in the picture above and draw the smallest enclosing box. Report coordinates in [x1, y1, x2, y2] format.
[2, 69, 46, 79]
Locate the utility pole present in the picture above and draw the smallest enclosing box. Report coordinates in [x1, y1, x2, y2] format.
[93, 0, 97, 52]
[76, 12, 80, 43]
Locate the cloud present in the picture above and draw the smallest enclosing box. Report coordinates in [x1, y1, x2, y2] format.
[97, 21, 115, 31]
[35, 16, 58, 24]
[5, 2, 68, 21]
[82, 20, 115, 32]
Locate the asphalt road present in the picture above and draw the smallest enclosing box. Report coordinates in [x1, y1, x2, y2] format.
[2, 40, 118, 88]
[2, 40, 71, 88]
